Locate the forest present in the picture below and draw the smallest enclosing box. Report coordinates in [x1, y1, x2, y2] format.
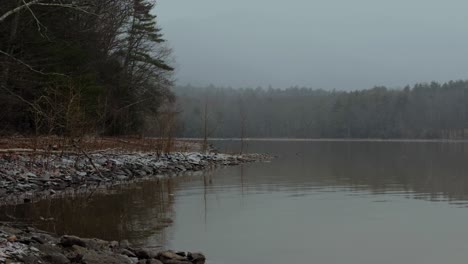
[2, 1, 468, 140]
[0, 0, 174, 137]
[175, 81, 468, 139]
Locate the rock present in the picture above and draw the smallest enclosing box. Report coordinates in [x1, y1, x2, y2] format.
[77, 172, 87, 177]
[60, 235, 87, 247]
[109, 241, 119, 248]
[31, 236, 46, 244]
[42, 253, 71, 264]
[70, 245, 88, 255]
[83, 238, 109, 251]
[17, 238, 33, 245]
[120, 240, 131, 249]
[30, 246, 40, 252]
[22, 255, 43, 263]
[37, 244, 63, 256]
[135, 249, 155, 259]
[148, 260, 164, 264]
[129, 257, 139, 264]
[187, 252, 206, 264]
[82, 251, 133, 264]
[161, 260, 192, 264]
[157, 251, 189, 263]
[25, 172, 37, 178]
[120, 249, 137, 258]
[136, 170, 147, 176]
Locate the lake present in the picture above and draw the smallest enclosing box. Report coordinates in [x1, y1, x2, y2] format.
[3, 140, 468, 264]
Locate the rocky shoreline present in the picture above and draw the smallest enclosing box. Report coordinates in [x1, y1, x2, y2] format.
[0, 151, 271, 205]
[0, 225, 205, 264]
[0, 150, 272, 263]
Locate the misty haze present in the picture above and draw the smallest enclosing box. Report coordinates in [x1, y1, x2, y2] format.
[1, 1, 468, 264]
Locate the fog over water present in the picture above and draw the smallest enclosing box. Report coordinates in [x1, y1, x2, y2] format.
[158, 0, 468, 90]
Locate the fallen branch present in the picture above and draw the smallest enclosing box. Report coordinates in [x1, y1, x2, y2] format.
[72, 143, 104, 178]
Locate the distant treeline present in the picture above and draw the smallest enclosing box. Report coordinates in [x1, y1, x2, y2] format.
[175, 81, 468, 139]
[0, 0, 174, 136]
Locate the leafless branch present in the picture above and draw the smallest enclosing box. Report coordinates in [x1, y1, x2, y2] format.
[0, 0, 96, 24]
[22, 0, 47, 37]
[0, 0, 42, 23]
[35, 3, 98, 16]
[0, 49, 66, 76]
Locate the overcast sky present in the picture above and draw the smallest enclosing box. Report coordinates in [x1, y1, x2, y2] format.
[157, 0, 468, 90]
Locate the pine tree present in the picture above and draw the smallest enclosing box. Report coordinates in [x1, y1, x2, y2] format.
[124, 0, 173, 77]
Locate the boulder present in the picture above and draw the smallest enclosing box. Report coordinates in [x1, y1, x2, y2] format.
[120, 248, 137, 258]
[187, 252, 206, 264]
[60, 236, 87, 248]
[81, 251, 133, 264]
[135, 249, 157, 259]
[42, 253, 71, 264]
[156, 251, 191, 264]
[161, 260, 192, 264]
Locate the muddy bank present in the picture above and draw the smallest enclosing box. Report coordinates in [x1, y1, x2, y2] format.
[0, 151, 271, 205]
[0, 225, 205, 264]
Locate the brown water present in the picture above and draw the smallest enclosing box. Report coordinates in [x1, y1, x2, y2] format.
[3, 141, 468, 263]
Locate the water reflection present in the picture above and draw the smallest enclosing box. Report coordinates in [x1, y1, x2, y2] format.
[3, 141, 468, 263]
[0, 179, 180, 247]
[215, 141, 468, 204]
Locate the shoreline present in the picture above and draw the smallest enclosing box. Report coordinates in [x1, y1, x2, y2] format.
[0, 148, 272, 263]
[0, 225, 206, 264]
[0, 150, 271, 206]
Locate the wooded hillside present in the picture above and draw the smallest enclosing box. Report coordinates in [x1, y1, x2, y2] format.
[175, 81, 468, 139]
[0, 0, 174, 136]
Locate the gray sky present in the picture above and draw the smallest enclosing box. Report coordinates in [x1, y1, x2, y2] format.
[157, 0, 468, 90]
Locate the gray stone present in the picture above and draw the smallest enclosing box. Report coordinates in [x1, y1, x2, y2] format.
[42, 253, 71, 264]
[109, 241, 119, 248]
[135, 249, 154, 259]
[120, 249, 137, 258]
[157, 251, 188, 263]
[188, 252, 206, 264]
[77, 172, 87, 177]
[120, 240, 131, 248]
[82, 251, 133, 264]
[60, 235, 87, 247]
[161, 260, 192, 264]
[31, 236, 46, 244]
[83, 238, 109, 251]
[25, 172, 37, 178]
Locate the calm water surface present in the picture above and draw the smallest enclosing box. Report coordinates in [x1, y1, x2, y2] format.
[3, 141, 468, 263]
